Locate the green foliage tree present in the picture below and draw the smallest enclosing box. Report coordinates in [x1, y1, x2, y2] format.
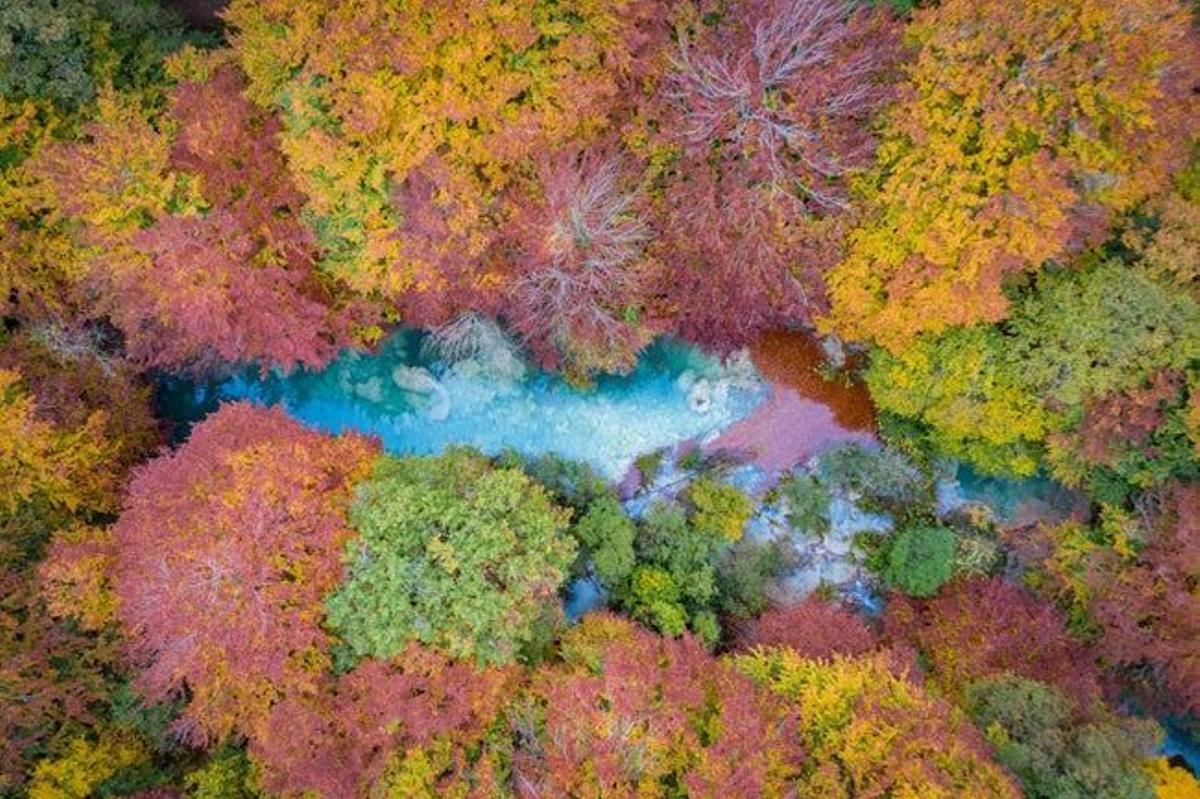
[327, 448, 575, 666]
[184, 746, 263, 799]
[884, 525, 957, 598]
[867, 260, 1200, 490]
[775, 471, 831, 536]
[617, 500, 726, 644]
[965, 675, 1160, 799]
[573, 494, 635, 588]
[0, 0, 189, 109]
[612, 477, 781, 644]
[715, 537, 795, 620]
[1008, 262, 1199, 411]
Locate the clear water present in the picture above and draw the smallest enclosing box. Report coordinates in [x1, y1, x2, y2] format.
[158, 331, 765, 480]
[937, 463, 1082, 527]
[1163, 720, 1200, 775]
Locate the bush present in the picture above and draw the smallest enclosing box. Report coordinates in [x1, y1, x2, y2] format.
[573, 494, 636, 588]
[817, 443, 932, 516]
[775, 471, 831, 536]
[498, 450, 610, 514]
[634, 449, 665, 485]
[883, 525, 956, 597]
[716, 538, 795, 619]
[626, 566, 688, 637]
[685, 477, 752, 542]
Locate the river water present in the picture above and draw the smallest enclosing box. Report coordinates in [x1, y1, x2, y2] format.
[157, 329, 766, 479]
[154, 327, 1196, 773]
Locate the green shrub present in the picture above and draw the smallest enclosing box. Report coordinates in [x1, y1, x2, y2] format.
[883, 525, 956, 597]
[574, 494, 636, 587]
[634, 449, 665, 485]
[627, 566, 688, 637]
[498, 450, 610, 513]
[776, 472, 830, 536]
[716, 538, 794, 619]
[817, 443, 932, 516]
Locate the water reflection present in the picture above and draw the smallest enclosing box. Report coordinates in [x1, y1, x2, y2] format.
[709, 331, 876, 471]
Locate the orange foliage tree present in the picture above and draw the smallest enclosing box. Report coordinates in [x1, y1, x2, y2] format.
[513, 614, 803, 797]
[0, 332, 157, 791]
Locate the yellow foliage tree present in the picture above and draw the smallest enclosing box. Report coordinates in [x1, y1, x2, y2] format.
[223, 0, 650, 305]
[824, 0, 1200, 351]
[0, 368, 116, 517]
[1145, 757, 1200, 799]
[27, 731, 145, 799]
[865, 325, 1050, 475]
[736, 648, 1020, 798]
[0, 97, 90, 322]
[38, 523, 117, 631]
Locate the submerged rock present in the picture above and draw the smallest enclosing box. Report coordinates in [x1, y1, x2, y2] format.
[688, 378, 713, 413]
[391, 365, 440, 394]
[353, 376, 385, 403]
[391, 365, 451, 421]
[820, 335, 847, 369]
[424, 313, 526, 383]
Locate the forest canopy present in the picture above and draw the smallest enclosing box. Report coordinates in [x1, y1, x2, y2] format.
[1, 0, 1198, 796]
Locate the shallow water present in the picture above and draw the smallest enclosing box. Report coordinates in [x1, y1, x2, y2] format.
[938, 464, 1087, 528]
[1164, 721, 1200, 774]
[158, 331, 766, 479]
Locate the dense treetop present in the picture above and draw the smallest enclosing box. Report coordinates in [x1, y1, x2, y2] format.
[1, 0, 1198, 795]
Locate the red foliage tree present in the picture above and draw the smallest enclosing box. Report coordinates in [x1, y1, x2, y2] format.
[735, 597, 878, 658]
[388, 156, 508, 331]
[667, 0, 898, 209]
[513, 614, 802, 797]
[505, 150, 654, 379]
[250, 644, 515, 798]
[127, 209, 341, 373]
[884, 576, 1102, 710]
[133, 64, 347, 372]
[654, 174, 844, 351]
[1087, 484, 1200, 716]
[34, 66, 349, 374]
[1050, 369, 1185, 469]
[651, 0, 899, 349]
[113, 402, 377, 744]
